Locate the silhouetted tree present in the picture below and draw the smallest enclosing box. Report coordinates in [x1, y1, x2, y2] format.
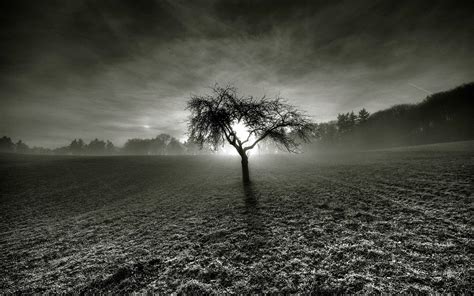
[15, 140, 29, 154]
[148, 137, 162, 154]
[122, 134, 181, 155]
[105, 140, 115, 154]
[315, 121, 338, 146]
[167, 138, 185, 155]
[337, 113, 351, 134]
[187, 85, 314, 183]
[87, 138, 106, 155]
[0, 136, 15, 152]
[156, 134, 171, 146]
[69, 139, 85, 155]
[349, 111, 357, 129]
[358, 108, 370, 124]
[314, 82, 473, 149]
[154, 134, 172, 154]
[123, 138, 150, 155]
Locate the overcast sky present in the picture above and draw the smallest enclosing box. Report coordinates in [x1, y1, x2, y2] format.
[1, 0, 473, 147]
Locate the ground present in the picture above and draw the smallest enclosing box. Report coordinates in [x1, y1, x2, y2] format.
[0, 141, 473, 293]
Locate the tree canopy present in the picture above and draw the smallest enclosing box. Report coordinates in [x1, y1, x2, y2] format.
[187, 84, 315, 183]
[187, 85, 315, 155]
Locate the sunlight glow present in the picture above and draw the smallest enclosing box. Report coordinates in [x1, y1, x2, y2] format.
[221, 121, 259, 156]
[232, 121, 250, 140]
[143, 125, 151, 129]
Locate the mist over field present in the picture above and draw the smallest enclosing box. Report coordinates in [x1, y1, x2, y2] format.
[1, 0, 473, 294]
[1, 143, 473, 293]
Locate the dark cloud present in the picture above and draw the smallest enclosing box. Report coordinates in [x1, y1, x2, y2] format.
[0, 0, 473, 147]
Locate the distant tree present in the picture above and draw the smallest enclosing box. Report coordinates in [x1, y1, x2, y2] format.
[349, 111, 357, 129]
[337, 113, 350, 134]
[147, 137, 161, 155]
[167, 138, 185, 155]
[358, 108, 370, 124]
[183, 140, 211, 155]
[30, 146, 52, 154]
[337, 111, 358, 136]
[0, 136, 15, 152]
[156, 134, 172, 146]
[105, 140, 115, 154]
[187, 85, 314, 183]
[316, 121, 338, 145]
[155, 134, 172, 154]
[54, 146, 70, 155]
[315, 82, 473, 149]
[15, 140, 30, 154]
[87, 138, 106, 155]
[122, 134, 182, 155]
[123, 138, 151, 155]
[69, 139, 85, 155]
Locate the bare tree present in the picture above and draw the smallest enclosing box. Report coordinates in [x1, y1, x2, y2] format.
[186, 85, 315, 183]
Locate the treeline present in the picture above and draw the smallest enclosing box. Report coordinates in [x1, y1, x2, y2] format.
[0, 134, 207, 156]
[120, 134, 204, 155]
[2, 83, 472, 155]
[312, 82, 474, 150]
[0, 137, 44, 154]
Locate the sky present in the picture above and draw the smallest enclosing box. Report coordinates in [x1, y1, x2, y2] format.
[1, 0, 473, 148]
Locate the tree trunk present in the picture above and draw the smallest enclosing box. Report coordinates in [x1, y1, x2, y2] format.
[241, 154, 250, 184]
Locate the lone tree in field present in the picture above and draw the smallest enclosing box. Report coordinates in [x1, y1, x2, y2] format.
[186, 85, 315, 183]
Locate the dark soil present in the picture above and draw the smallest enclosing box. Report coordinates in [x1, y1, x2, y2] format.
[1, 142, 472, 293]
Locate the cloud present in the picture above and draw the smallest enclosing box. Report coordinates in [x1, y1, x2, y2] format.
[0, 0, 473, 147]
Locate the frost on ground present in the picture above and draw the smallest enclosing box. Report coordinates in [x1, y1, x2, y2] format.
[0, 142, 473, 293]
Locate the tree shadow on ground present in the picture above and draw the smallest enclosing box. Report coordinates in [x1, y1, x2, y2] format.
[243, 183, 262, 230]
[241, 183, 268, 256]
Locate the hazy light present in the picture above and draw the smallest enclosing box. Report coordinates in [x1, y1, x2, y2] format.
[143, 125, 151, 129]
[221, 121, 259, 156]
[232, 121, 250, 140]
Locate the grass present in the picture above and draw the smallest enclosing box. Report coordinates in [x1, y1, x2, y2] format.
[0, 141, 473, 293]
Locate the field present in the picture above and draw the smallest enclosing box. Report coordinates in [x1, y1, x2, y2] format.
[1, 141, 473, 293]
